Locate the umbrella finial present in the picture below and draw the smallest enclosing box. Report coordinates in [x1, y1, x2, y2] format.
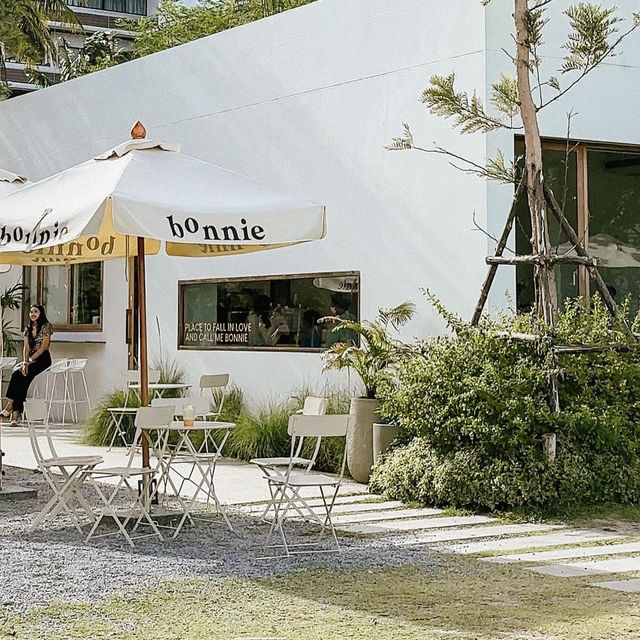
[131, 121, 147, 139]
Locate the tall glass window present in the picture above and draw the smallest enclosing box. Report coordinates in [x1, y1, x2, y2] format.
[515, 139, 640, 314]
[23, 263, 103, 330]
[179, 272, 360, 350]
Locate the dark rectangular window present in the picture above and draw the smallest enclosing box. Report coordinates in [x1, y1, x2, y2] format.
[178, 272, 360, 351]
[67, 0, 147, 15]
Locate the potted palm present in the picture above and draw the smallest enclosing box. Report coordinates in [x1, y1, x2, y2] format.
[321, 301, 414, 482]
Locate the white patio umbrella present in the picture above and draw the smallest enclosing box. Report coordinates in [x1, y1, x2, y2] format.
[0, 123, 326, 466]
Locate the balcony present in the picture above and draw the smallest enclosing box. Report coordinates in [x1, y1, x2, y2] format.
[66, 1, 148, 16]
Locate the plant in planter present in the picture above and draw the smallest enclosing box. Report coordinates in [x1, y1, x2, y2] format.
[321, 301, 415, 482]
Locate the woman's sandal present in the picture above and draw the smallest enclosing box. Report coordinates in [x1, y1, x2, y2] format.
[8, 420, 20, 427]
[0, 409, 11, 418]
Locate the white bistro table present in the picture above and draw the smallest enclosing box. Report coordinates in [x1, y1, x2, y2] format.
[143, 420, 235, 538]
[128, 383, 192, 400]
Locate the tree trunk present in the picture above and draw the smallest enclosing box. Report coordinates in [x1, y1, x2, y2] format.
[514, 0, 559, 412]
[514, 0, 558, 328]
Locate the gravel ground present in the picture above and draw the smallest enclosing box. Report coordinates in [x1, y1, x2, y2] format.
[0, 466, 436, 613]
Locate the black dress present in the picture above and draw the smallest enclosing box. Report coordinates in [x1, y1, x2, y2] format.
[6, 322, 53, 413]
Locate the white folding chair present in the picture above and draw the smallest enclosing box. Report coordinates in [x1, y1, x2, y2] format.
[198, 374, 229, 419]
[24, 399, 103, 534]
[250, 397, 329, 520]
[262, 414, 352, 558]
[84, 405, 175, 547]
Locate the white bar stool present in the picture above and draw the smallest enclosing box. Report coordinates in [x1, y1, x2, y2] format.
[66, 358, 92, 422]
[46, 359, 73, 424]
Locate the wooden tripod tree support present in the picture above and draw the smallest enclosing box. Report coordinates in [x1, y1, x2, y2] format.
[470, 179, 637, 340]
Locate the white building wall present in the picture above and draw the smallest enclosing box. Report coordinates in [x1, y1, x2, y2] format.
[1, 0, 491, 404]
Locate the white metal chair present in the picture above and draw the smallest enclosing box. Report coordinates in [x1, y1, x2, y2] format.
[198, 374, 229, 419]
[24, 399, 103, 534]
[251, 396, 328, 477]
[83, 405, 175, 547]
[262, 414, 352, 558]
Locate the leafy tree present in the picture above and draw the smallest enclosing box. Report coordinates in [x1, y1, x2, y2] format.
[124, 0, 317, 58]
[0, 0, 78, 97]
[58, 31, 133, 81]
[390, 1, 640, 328]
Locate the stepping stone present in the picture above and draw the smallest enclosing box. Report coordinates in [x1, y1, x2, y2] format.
[337, 514, 494, 534]
[488, 540, 640, 564]
[442, 530, 618, 555]
[592, 579, 640, 593]
[530, 565, 610, 578]
[309, 501, 405, 515]
[331, 507, 443, 525]
[396, 523, 563, 545]
[531, 556, 640, 577]
[236, 493, 383, 511]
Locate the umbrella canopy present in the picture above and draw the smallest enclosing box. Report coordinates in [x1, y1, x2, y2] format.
[0, 136, 325, 264]
[0, 124, 327, 468]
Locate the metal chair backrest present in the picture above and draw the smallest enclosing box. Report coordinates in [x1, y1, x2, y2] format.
[199, 373, 229, 418]
[199, 374, 229, 392]
[286, 414, 352, 478]
[301, 397, 328, 416]
[135, 405, 175, 429]
[24, 398, 57, 464]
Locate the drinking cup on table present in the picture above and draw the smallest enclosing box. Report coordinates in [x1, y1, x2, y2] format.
[183, 404, 195, 428]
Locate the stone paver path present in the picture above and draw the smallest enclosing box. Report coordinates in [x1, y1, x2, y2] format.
[487, 541, 640, 564]
[593, 578, 640, 593]
[232, 491, 640, 594]
[441, 530, 618, 555]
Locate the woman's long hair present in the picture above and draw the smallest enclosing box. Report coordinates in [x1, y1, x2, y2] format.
[29, 305, 49, 332]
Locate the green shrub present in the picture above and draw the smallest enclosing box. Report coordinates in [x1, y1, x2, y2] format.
[370, 295, 640, 513]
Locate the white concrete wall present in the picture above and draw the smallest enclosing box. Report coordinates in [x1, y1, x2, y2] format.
[0, 0, 492, 404]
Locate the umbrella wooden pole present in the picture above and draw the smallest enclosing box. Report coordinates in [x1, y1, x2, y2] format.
[136, 236, 150, 469]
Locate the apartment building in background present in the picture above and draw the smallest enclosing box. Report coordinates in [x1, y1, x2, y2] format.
[6, 0, 159, 97]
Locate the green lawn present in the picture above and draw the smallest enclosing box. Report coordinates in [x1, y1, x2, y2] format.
[2, 556, 639, 640]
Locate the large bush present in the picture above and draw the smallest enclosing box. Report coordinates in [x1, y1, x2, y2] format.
[370, 295, 640, 512]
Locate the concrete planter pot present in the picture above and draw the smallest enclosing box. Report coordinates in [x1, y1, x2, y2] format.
[373, 422, 400, 463]
[347, 397, 380, 483]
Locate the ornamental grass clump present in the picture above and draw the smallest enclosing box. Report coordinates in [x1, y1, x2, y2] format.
[370, 294, 640, 513]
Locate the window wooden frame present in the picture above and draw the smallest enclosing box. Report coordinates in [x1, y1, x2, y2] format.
[178, 270, 361, 352]
[22, 264, 104, 332]
[516, 135, 640, 300]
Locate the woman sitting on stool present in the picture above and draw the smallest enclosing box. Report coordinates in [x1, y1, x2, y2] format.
[2, 305, 53, 426]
